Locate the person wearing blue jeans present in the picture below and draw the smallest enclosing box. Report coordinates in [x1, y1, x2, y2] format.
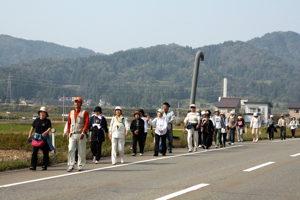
[227, 111, 237, 145]
[159, 102, 175, 153]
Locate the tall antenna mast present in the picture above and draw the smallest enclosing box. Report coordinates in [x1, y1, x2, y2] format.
[5, 73, 12, 104]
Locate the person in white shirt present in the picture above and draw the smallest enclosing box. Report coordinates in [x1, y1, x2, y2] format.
[212, 109, 225, 148]
[278, 114, 288, 140]
[250, 113, 261, 143]
[184, 104, 200, 152]
[148, 109, 168, 156]
[109, 106, 130, 165]
[290, 117, 298, 138]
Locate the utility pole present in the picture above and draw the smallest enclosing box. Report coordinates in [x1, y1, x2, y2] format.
[177, 102, 179, 124]
[5, 73, 12, 104]
[62, 93, 65, 121]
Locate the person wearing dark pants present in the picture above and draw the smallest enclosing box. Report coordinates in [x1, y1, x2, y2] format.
[28, 106, 54, 171]
[139, 109, 148, 147]
[155, 134, 166, 156]
[148, 109, 168, 156]
[201, 113, 214, 151]
[228, 111, 237, 145]
[89, 106, 108, 164]
[130, 110, 145, 156]
[266, 115, 275, 140]
[31, 143, 50, 169]
[278, 114, 287, 140]
[161, 102, 175, 153]
[290, 117, 298, 138]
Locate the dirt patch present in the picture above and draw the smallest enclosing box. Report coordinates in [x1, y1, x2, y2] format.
[0, 149, 32, 162]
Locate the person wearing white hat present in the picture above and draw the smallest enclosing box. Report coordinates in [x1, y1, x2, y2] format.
[278, 114, 287, 140]
[266, 115, 275, 140]
[148, 109, 168, 156]
[250, 113, 261, 142]
[28, 106, 53, 171]
[109, 106, 130, 164]
[227, 111, 237, 145]
[184, 104, 200, 152]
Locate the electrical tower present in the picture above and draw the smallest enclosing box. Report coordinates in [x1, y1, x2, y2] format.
[5, 73, 12, 104]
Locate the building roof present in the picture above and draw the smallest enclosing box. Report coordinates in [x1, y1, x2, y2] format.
[287, 102, 300, 109]
[216, 97, 241, 108]
[244, 102, 273, 108]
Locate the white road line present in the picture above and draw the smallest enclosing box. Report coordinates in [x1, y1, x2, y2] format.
[0, 145, 242, 188]
[243, 162, 275, 172]
[155, 183, 209, 200]
[290, 153, 300, 157]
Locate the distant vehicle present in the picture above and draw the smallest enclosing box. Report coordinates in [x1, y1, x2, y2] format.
[33, 115, 39, 120]
[6, 111, 11, 114]
[22, 116, 28, 120]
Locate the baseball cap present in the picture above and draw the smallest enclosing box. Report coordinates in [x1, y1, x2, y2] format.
[74, 97, 83, 102]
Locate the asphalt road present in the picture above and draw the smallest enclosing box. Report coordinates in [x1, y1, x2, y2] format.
[1, 138, 300, 200]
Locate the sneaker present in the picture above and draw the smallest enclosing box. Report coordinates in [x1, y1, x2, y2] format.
[194, 148, 197, 152]
[112, 162, 116, 165]
[201, 145, 205, 149]
[121, 158, 124, 164]
[67, 165, 73, 172]
[95, 160, 99, 164]
[231, 143, 234, 145]
[29, 166, 36, 171]
[78, 165, 83, 171]
[198, 145, 202, 148]
[132, 153, 136, 156]
[74, 161, 77, 164]
[215, 146, 218, 149]
[139, 153, 143, 156]
[168, 150, 172, 153]
[93, 156, 96, 163]
[188, 150, 192, 153]
[41, 166, 47, 170]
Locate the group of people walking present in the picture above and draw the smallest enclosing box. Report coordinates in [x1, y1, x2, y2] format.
[27, 97, 298, 171]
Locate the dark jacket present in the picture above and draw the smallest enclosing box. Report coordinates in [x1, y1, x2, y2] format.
[130, 119, 145, 137]
[89, 115, 108, 142]
[202, 119, 214, 134]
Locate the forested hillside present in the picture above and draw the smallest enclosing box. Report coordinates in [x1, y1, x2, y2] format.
[0, 35, 97, 66]
[0, 31, 299, 108]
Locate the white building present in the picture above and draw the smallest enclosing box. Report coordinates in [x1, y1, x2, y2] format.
[244, 102, 273, 123]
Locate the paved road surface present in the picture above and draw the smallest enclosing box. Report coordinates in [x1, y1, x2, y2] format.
[1, 138, 300, 200]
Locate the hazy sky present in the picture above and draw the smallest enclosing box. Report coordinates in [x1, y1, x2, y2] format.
[1, 0, 300, 54]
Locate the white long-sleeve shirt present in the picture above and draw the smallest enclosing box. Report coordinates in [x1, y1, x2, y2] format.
[109, 116, 130, 138]
[148, 117, 167, 136]
[141, 116, 148, 133]
[290, 120, 298, 129]
[250, 117, 261, 128]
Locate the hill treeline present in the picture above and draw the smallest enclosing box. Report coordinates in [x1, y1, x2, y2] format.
[0, 35, 97, 66]
[0, 31, 299, 108]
